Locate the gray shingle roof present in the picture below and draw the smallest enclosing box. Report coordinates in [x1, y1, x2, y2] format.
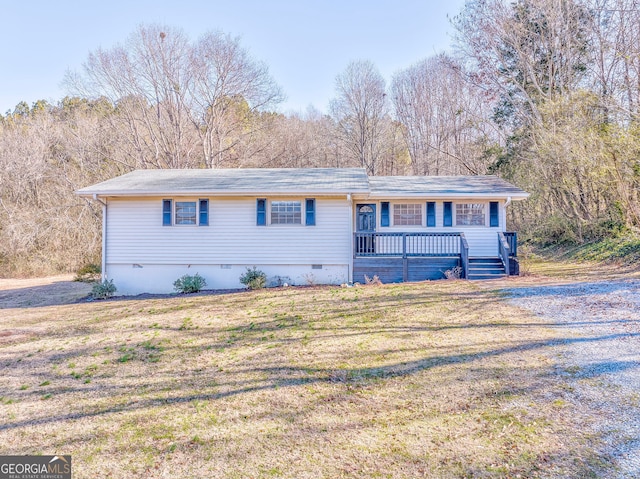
[76, 168, 371, 196]
[76, 168, 528, 199]
[367, 176, 528, 198]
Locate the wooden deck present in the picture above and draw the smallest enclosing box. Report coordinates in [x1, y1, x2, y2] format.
[353, 256, 460, 283]
[353, 232, 518, 282]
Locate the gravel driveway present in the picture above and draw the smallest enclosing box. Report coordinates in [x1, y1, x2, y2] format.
[506, 279, 640, 478]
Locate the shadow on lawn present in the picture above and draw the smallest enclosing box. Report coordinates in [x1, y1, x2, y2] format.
[1, 329, 638, 432]
[0, 281, 92, 309]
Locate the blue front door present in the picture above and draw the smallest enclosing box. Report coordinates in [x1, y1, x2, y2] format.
[356, 204, 376, 254]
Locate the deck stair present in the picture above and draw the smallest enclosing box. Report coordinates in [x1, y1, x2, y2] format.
[466, 257, 506, 280]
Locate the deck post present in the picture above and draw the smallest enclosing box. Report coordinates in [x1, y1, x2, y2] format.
[497, 232, 511, 276]
[402, 233, 408, 281]
[353, 233, 356, 260]
[460, 233, 469, 279]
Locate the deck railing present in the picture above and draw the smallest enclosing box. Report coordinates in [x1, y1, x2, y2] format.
[460, 233, 469, 279]
[354, 232, 461, 257]
[503, 232, 517, 257]
[497, 232, 511, 277]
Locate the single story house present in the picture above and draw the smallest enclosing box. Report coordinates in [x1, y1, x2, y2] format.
[76, 168, 528, 295]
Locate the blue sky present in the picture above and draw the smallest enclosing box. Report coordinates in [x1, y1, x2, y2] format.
[1, 0, 466, 115]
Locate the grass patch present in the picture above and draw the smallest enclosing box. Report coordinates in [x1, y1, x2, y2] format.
[0, 280, 615, 478]
[571, 235, 640, 264]
[532, 233, 640, 267]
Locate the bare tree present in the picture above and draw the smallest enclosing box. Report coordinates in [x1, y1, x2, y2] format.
[329, 60, 389, 175]
[586, 0, 640, 119]
[453, 0, 640, 236]
[392, 54, 501, 175]
[453, 0, 591, 129]
[190, 32, 284, 168]
[65, 24, 283, 169]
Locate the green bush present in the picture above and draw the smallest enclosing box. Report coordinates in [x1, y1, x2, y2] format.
[239, 267, 267, 290]
[173, 273, 207, 293]
[533, 215, 579, 245]
[91, 279, 117, 299]
[74, 263, 101, 282]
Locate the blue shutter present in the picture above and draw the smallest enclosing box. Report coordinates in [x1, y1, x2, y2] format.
[256, 199, 266, 226]
[490, 201, 499, 227]
[443, 202, 452, 227]
[199, 199, 209, 226]
[426, 201, 436, 227]
[162, 199, 172, 226]
[305, 198, 316, 226]
[380, 202, 390, 227]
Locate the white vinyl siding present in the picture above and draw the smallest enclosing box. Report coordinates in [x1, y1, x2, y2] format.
[106, 197, 351, 265]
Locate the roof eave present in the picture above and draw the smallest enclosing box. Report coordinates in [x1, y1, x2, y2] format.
[76, 189, 370, 198]
[360, 192, 529, 200]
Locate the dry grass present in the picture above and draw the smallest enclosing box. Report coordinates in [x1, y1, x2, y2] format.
[0, 275, 616, 478]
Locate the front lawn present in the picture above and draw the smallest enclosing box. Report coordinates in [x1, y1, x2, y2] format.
[0, 279, 608, 478]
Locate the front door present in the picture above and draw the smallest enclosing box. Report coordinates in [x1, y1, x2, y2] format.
[356, 204, 376, 254]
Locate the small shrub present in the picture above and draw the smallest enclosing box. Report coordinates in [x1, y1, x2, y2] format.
[74, 263, 101, 282]
[173, 273, 207, 293]
[364, 274, 383, 285]
[444, 266, 463, 279]
[91, 279, 117, 299]
[240, 267, 267, 290]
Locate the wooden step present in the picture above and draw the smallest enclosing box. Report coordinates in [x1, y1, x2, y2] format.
[467, 257, 506, 280]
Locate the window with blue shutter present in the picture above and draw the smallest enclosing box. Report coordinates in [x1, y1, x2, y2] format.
[489, 201, 499, 227]
[199, 199, 209, 226]
[380, 202, 390, 227]
[426, 201, 436, 227]
[256, 198, 266, 226]
[162, 199, 172, 226]
[443, 202, 452, 227]
[305, 198, 316, 226]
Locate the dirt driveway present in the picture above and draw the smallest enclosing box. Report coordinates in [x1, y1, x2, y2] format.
[0, 275, 91, 308]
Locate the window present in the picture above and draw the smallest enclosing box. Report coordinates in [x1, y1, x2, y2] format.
[393, 203, 422, 226]
[271, 201, 302, 225]
[163, 200, 209, 226]
[175, 201, 197, 225]
[456, 203, 486, 226]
